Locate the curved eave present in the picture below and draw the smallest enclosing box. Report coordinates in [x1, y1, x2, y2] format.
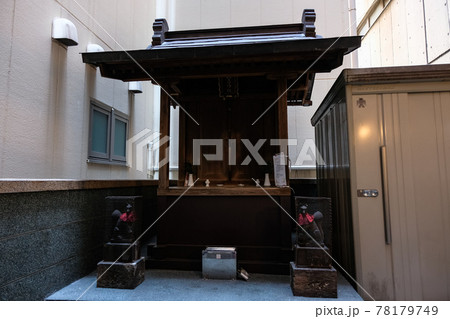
[82, 36, 361, 82]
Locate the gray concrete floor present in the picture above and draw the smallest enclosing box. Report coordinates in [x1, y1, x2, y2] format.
[46, 269, 363, 301]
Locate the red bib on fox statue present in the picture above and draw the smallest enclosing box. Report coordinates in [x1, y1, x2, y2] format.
[111, 203, 136, 243]
[297, 204, 324, 247]
[298, 211, 314, 225]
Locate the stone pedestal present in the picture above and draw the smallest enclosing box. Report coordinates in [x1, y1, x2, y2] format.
[103, 242, 140, 263]
[97, 242, 145, 289]
[97, 257, 145, 289]
[290, 262, 337, 298]
[294, 245, 331, 268]
[290, 245, 336, 298]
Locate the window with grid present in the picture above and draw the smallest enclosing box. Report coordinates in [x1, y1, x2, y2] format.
[89, 100, 128, 164]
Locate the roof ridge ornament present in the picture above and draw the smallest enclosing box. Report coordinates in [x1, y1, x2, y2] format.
[152, 18, 169, 46]
[302, 9, 316, 37]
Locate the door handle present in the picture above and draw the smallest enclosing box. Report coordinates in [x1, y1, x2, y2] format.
[380, 145, 392, 244]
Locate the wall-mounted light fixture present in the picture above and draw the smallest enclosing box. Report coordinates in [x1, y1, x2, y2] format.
[128, 81, 143, 94]
[86, 43, 104, 52]
[52, 18, 78, 46]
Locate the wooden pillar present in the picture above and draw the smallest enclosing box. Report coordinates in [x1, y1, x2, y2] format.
[177, 107, 186, 186]
[277, 78, 289, 186]
[159, 90, 170, 189]
[280, 196, 292, 247]
[277, 78, 288, 141]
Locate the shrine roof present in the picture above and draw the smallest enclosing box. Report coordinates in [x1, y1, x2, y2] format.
[151, 28, 319, 49]
[81, 9, 361, 106]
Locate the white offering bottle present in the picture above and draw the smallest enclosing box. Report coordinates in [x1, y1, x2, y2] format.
[188, 174, 194, 186]
[263, 173, 271, 187]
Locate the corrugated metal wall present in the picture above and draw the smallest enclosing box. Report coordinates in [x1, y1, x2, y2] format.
[315, 70, 450, 300]
[315, 88, 356, 284]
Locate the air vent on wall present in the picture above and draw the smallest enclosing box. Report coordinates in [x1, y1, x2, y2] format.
[52, 18, 78, 46]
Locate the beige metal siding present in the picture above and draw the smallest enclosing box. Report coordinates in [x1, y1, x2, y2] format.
[350, 93, 395, 300]
[314, 66, 450, 301]
[382, 91, 450, 300]
[350, 87, 450, 300]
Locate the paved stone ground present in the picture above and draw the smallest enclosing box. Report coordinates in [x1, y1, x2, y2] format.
[46, 269, 363, 301]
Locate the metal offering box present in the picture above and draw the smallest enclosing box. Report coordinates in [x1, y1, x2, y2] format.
[202, 247, 236, 280]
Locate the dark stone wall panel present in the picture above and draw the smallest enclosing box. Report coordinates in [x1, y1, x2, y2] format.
[0, 251, 99, 301]
[0, 185, 157, 300]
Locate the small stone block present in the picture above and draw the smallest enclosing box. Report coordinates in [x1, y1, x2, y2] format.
[97, 257, 145, 289]
[295, 245, 331, 268]
[103, 242, 140, 262]
[290, 262, 337, 298]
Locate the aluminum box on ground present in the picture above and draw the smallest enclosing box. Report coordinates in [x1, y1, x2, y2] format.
[202, 247, 236, 280]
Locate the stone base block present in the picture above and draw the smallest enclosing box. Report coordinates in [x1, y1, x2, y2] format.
[103, 242, 140, 263]
[97, 257, 145, 289]
[295, 245, 331, 268]
[290, 262, 337, 298]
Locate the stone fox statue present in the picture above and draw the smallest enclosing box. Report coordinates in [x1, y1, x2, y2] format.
[111, 203, 136, 243]
[297, 204, 324, 247]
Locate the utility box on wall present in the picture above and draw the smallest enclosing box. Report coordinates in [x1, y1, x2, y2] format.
[311, 64, 450, 301]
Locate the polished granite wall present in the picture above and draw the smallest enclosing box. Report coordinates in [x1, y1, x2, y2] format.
[0, 185, 157, 300]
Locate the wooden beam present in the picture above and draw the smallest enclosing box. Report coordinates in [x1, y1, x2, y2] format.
[178, 107, 186, 186]
[278, 78, 289, 186]
[157, 186, 291, 196]
[159, 90, 170, 189]
[280, 196, 292, 246]
[278, 78, 289, 141]
[302, 72, 315, 106]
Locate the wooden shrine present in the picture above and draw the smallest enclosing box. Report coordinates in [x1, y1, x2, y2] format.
[82, 9, 360, 274]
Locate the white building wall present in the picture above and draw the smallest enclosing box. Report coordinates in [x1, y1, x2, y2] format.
[356, 0, 450, 67]
[1, 0, 357, 180]
[0, 0, 158, 180]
